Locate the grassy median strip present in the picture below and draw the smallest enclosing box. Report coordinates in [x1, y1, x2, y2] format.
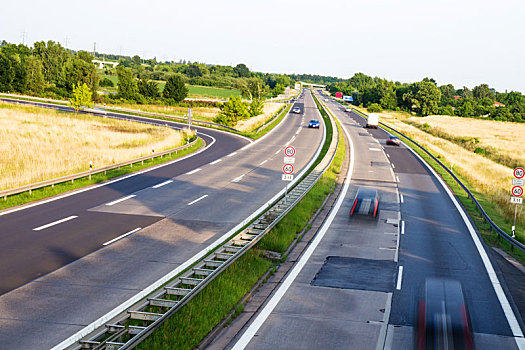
[0, 138, 202, 211]
[136, 96, 346, 350]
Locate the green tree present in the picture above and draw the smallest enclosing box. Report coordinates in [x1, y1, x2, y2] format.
[163, 74, 188, 102]
[185, 63, 203, 78]
[132, 55, 142, 65]
[117, 66, 138, 100]
[214, 96, 249, 126]
[0, 51, 14, 91]
[26, 56, 45, 93]
[64, 57, 99, 96]
[138, 77, 159, 98]
[99, 77, 114, 87]
[33, 40, 69, 84]
[472, 84, 494, 101]
[233, 63, 250, 78]
[70, 83, 93, 111]
[404, 80, 441, 116]
[239, 77, 266, 116]
[368, 103, 382, 113]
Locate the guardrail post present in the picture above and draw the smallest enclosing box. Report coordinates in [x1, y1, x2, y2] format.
[29, 189, 32, 196]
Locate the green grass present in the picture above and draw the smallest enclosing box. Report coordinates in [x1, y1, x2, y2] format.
[136, 92, 346, 349]
[0, 138, 202, 211]
[368, 117, 525, 263]
[247, 105, 290, 139]
[0, 93, 69, 105]
[187, 85, 240, 99]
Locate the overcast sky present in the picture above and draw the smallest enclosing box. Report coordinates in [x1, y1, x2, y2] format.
[1, 0, 524, 92]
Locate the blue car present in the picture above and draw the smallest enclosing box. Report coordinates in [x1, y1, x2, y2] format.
[308, 119, 320, 128]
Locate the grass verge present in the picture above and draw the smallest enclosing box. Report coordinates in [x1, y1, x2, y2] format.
[351, 107, 525, 263]
[135, 93, 346, 350]
[0, 138, 202, 211]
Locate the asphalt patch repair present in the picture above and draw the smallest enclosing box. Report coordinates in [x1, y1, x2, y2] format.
[312, 256, 397, 292]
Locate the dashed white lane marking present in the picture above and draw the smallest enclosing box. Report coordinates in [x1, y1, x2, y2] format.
[106, 195, 136, 206]
[259, 160, 268, 166]
[33, 215, 78, 231]
[387, 153, 390, 158]
[369, 148, 381, 151]
[103, 227, 141, 246]
[232, 174, 245, 183]
[396, 176, 400, 183]
[210, 159, 222, 165]
[186, 168, 202, 175]
[392, 163, 395, 169]
[289, 136, 296, 143]
[400, 194, 404, 203]
[401, 220, 405, 234]
[275, 149, 281, 155]
[187, 194, 208, 206]
[152, 180, 173, 189]
[396, 266, 404, 290]
[227, 152, 237, 157]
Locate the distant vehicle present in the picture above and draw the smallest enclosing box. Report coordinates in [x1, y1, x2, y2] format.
[345, 108, 352, 112]
[386, 135, 401, 146]
[366, 114, 379, 129]
[415, 278, 474, 350]
[308, 119, 320, 128]
[292, 107, 301, 114]
[350, 187, 379, 217]
[324, 98, 329, 101]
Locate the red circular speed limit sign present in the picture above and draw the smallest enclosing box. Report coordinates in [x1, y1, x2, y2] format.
[514, 167, 525, 179]
[284, 146, 296, 157]
[512, 186, 523, 197]
[283, 163, 294, 174]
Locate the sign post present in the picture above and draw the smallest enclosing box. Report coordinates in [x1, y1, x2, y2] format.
[282, 146, 296, 202]
[511, 167, 524, 238]
[188, 108, 193, 130]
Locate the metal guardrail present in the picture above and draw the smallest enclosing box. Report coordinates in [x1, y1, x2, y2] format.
[71, 91, 339, 350]
[0, 98, 200, 201]
[348, 105, 525, 252]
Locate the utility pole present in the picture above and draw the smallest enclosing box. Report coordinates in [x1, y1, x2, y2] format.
[93, 42, 96, 57]
[65, 37, 69, 49]
[21, 31, 27, 45]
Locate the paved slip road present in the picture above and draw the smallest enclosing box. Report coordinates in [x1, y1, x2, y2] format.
[228, 93, 523, 350]
[0, 92, 324, 349]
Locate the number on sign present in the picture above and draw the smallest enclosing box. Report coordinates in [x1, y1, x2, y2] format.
[283, 164, 294, 174]
[284, 146, 296, 157]
[512, 186, 523, 197]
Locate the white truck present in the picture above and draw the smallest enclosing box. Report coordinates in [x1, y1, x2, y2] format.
[366, 114, 379, 129]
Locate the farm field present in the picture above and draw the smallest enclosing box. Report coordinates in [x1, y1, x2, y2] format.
[0, 102, 184, 190]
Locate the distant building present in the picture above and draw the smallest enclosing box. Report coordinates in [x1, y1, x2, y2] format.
[493, 101, 505, 107]
[453, 95, 461, 100]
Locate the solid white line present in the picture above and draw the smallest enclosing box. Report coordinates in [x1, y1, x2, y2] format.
[259, 160, 268, 166]
[406, 139, 525, 344]
[275, 149, 281, 155]
[400, 194, 404, 203]
[0, 126, 217, 217]
[401, 220, 405, 234]
[231, 98, 355, 350]
[227, 152, 237, 157]
[187, 194, 208, 206]
[396, 266, 404, 290]
[152, 180, 173, 189]
[102, 227, 141, 246]
[186, 168, 201, 175]
[209, 159, 222, 165]
[232, 174, 245, 183]
[33, 215, 78, 231]
[106, 195, 136, 206]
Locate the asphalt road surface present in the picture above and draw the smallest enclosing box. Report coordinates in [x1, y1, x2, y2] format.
[229, 93, 523, 350]
[0, 92, 324, 349]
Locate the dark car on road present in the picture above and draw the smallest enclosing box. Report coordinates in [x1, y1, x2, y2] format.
[308, 119, 320, 128]
[350, 187, 379, 217]
[386, 135, 401, 146]
[415, 278, 474, 350]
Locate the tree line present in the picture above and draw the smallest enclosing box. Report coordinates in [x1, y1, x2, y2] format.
[327, 73, 525, 122]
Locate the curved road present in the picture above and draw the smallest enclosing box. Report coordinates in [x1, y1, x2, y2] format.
[0, 92, 324, 349]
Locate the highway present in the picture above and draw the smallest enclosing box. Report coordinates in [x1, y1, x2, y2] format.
[0, 91, 324, 349]
[228, 93, 524, 350]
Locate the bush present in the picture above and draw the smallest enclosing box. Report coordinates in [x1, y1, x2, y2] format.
[368, 103, 382, 113]
[213, 96, 249, 127]
[439, 105, 454, 116]
[99, 77, 114, 87]
[474, 147, 485, 155]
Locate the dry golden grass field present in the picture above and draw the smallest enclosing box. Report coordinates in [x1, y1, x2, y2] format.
[363, 108, 523, 229]
[235, 102, 284, 132]
[0, 102, 184, 190]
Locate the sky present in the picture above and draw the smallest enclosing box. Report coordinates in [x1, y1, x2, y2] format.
[1, 0, 524, 93]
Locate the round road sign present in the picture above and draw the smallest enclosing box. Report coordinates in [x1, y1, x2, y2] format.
[284, 146, 296, 157]
[283, 163, 294, 174]
[512, 186, 523, 197]
[514, 167, 524, 179]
